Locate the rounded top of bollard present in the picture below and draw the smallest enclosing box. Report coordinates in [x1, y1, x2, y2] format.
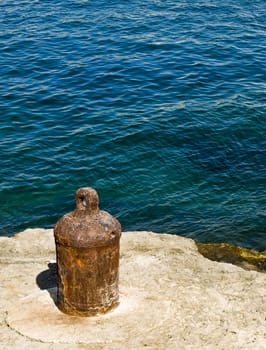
[75, 187, 99, 213]
[54, 187, 121, 248]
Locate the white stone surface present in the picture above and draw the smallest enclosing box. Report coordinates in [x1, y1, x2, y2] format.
[0, 229, 265, 349]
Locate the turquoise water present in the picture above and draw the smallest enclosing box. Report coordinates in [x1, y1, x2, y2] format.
[0, 0, 265, 250]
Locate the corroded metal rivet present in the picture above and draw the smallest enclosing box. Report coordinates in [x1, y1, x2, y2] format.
[54, 187, 122, 316]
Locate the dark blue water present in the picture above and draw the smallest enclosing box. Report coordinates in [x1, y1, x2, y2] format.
[0, 0, 265, 250]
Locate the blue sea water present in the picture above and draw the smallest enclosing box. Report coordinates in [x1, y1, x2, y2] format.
[0, 0, 265, 250]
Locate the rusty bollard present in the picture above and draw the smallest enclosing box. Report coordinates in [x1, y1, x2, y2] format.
[54, 187, 121, 316]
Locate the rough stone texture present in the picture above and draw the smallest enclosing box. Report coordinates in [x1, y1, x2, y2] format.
[0, 229, 265, 349]
[197, 242, 266, 272]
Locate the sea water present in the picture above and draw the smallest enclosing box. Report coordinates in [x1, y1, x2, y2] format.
[0, 0, 265, 250]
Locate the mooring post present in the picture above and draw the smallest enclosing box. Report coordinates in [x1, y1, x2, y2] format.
[54, 187, 121, 316]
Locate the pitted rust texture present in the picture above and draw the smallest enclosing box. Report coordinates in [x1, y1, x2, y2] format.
[54, 187, 121, 316]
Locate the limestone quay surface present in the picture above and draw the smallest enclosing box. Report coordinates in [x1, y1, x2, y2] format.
[0, 229, 265, 350]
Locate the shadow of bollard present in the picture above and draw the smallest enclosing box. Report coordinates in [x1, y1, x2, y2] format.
[36, 262, 58, 305]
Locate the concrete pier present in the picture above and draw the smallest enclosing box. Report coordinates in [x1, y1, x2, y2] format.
[0, 229, 265, 349]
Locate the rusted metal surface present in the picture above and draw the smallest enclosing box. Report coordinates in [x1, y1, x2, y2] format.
[54, 187, 121, 316]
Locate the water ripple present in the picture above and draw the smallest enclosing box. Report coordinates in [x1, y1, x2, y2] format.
[0, 0, 265, 250]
